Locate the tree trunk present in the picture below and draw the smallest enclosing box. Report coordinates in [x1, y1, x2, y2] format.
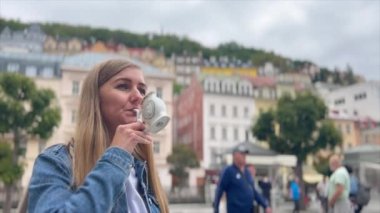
[3, 184, 13, 213]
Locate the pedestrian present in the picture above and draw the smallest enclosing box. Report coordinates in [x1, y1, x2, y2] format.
[27, 59, 169, 212]
[289, 176, 301, 213]
[327, 154, 352, 213]
[258, 176, 272, 207]
[345, 165, 364, 213]
[316, 176, 329, 213]
[213, 144, 272, 213]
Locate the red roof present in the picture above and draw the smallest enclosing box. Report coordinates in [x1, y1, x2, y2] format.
[244, 76, 276, 87]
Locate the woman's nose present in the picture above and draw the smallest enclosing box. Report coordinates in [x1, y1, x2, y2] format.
[129, 87, 144, 104]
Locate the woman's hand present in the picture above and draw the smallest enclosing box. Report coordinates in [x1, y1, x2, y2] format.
[110, 121, 152, 153]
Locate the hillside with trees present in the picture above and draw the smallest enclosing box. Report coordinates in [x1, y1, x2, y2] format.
[0, 18, 360, 85]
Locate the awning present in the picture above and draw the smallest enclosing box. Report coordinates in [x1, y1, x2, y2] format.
[303, 173, 323, 183]
[225, 154, 296, 167]
[303, 165, 323, 183]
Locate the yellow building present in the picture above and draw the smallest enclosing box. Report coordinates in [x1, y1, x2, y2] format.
[66, 38, 83, 53]
[255, 99, 277, 115]
[43, 35, 58, 52]
[276, 73, 313, 98]
[329, 112, 361, 151]
[151, 53, 174, 74]
[89, 41, 109, 52]
[43, 36, 83, 54]
[245, 76, 277, 115]
[202, 67, 258, 78]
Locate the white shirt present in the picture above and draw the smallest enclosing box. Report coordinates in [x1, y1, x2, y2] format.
[317, 180, 329, 197]
[125, 167, 148, 213]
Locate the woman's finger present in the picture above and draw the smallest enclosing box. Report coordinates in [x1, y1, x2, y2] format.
[130, 132, 152, 144]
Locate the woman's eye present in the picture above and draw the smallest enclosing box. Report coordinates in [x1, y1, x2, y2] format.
[116, 84, 130, 90]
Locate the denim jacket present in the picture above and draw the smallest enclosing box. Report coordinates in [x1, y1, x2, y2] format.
[28, 144, 160, 213]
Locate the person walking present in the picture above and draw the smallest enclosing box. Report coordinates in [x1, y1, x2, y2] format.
[258, 176, 272, 207]
[327, 154, 353, 213]
[316, 176, 329, 213]
[290, 177, 301, 213]
[213, 145, 272, 213]
[345, 164, 365, 213]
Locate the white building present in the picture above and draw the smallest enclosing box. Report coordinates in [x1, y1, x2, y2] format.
[202, 75, 256, 168]
[258, 62, 279, 77]
[327, 81, 380, 122]
[0, 24, 46, 53]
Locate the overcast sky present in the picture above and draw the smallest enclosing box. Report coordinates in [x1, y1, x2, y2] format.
[0, 0, 379, 80]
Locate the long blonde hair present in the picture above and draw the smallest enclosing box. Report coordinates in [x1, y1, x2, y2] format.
[72, 59, 168, 212]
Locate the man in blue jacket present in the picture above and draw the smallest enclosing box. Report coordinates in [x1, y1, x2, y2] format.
[213, 144, 272, 213]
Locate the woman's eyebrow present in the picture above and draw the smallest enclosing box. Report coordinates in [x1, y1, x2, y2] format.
[114, 77, 132, 83]
[138, 82, 147, 89]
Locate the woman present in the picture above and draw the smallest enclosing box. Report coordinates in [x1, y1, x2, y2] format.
[28, 59, 169, 212]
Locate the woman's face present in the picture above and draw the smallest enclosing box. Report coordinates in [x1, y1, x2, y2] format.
[99, 67, 146, 134]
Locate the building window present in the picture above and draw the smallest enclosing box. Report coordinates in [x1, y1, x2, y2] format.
[72, 81, 80, 95]
[222, 127, 227, 140]
[210, 104, 215, 116]
[224, 84, 228, 93]
[214, 82, 218, 92]
[245, 129, 250, 141]
[71, 110, 76, 123]
[258, 89, 263, 98]
[240, 85, 246, 95]
[272, 90, 277, 99]
[221, 105, 226, 117]
[25, 66, 37, 77]
[233, 106, 238, 117]
[334, 98, 345, 105]
[210, 127, 215, 139]
[244, 107, 249, 117]
[346, 124, 351, 133]
[156, 87, 163, 98]
[41, 67, 54, 78]
[354, 92, 367, 101]
[153, 141, 160, 154]
[234, 128, 239, 141]
[207, 82, 211, 91]
[7, 63, 19, 72]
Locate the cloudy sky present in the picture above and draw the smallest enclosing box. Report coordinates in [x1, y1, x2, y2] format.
[0, 0, 379, 80]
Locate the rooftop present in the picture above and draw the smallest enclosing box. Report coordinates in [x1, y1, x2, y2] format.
[0, 51, 64, 63]
[62, 52, 174, 79]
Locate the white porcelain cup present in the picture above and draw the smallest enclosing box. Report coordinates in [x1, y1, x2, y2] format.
[137, 91, 170, 134]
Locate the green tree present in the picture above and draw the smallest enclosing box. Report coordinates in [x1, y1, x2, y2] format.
[313, 154, 332, 177]
[0, 142, 23, 211]
[173, 83, 184, 95]
[167, 144, 199, 192]
[252, 93, 342, 208]
[0, 73, 61, 213]
[345, 64, 357, 85]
